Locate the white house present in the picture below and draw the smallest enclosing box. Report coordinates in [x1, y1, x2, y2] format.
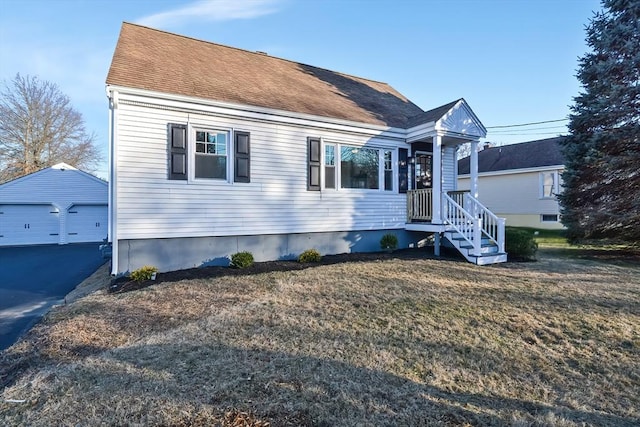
[458, 137, 565, 229]
[0, 163, 108, 246]
[105, 23, 506, 275]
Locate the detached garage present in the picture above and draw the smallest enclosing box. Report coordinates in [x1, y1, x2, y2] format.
[0, 163, 108, 246]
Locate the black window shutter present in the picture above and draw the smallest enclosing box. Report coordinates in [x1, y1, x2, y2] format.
[308, 137, 321, 191]
[234, 131, 250, 183]
[398, 148, 408, 193]
[169, 123, 187, 180]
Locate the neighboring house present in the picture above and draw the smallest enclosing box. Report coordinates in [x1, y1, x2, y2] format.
[458, 137, 565, 229]
[105, 23, 506, 274]
[0, 163, 108, 246]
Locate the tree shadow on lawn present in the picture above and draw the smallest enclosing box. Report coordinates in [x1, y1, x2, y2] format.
[11, 340, 634, 426]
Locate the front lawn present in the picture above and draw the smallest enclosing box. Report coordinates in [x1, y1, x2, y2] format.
[1, 248, 638, 426]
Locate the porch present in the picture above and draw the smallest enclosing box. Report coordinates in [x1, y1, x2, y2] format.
[405, 188, 507, 265]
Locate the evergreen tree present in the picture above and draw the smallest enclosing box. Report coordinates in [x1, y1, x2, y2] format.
[560, 0, 640, 242]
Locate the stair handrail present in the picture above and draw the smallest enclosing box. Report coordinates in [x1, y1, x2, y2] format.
[464, 193, 506, 253]
[442, 192, 482, 256]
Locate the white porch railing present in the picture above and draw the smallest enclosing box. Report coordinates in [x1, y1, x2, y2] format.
[442, 193, 482, 255]
[407, 188, 506, 260]
[447, 190, 468, 209]
[407, 188, 433, 222]
[464, 193, 506, 254]
[407, 189, 469, 223]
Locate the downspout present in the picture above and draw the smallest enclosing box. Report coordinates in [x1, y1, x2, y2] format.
[107, 87, 119, 275]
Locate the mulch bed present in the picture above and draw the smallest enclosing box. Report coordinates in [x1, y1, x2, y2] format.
[108, 247, 463, 294]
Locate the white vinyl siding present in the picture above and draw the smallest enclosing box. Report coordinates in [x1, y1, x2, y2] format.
[114, 98, 407, 240]
[442, 146, 456, 192]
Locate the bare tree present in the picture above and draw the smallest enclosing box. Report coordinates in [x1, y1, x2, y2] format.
[0, 74, 101, 183]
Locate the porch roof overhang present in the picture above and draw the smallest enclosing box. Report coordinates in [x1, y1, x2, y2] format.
[405, 98, 486, 145]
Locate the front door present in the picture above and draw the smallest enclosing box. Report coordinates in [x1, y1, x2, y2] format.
[414, 153, 433, 190]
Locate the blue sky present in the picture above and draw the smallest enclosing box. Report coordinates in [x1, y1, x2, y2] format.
[1, 0, 601, 179]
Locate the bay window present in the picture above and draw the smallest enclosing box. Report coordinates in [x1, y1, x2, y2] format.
[308, 138, 398, 191]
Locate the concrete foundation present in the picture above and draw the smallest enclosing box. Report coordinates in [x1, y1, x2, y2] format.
[115, 229, 432, 274]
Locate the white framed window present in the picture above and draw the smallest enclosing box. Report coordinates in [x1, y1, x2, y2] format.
[340, 145, 380, 189]
[194, 129, 228, 180]
[384, 150, 393, 191]
[168, 123, 250, 183]
[324, 143, 336, 189]
[540, 171, 559, 199]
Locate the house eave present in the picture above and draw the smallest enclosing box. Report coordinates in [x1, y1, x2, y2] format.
[406, 123, 437, 142]
[458, 164, 565, 178]
[106, 84, 409, 140]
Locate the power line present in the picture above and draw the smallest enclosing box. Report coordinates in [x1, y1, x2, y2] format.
[487, 131, 568, 136]
[486, 118, 568, 129]
[489, 124, 568, 133]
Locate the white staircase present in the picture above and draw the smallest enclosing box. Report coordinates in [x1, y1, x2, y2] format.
[443, 231, 507, 265]
[442, 192, 507, 265]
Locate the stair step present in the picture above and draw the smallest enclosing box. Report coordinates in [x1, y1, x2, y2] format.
[473, 252, 508, 265]
[442, 231, 507, 265]
[460, 245, 499, 255]
[451, 236, 493, 244]
[460, 243, 497, 250]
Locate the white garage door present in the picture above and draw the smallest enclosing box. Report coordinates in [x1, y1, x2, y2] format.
[0, 204, 60, 246]
[66, 204, 108, 243]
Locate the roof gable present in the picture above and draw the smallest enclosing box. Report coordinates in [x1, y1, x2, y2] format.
[407, 98, 486, 138]
[106, 23, 425, 128]
[436, 99, 486, 138]
[0, 164, 106, 192]
[407, 99, 460, 128]
[458, 137, 566, 175]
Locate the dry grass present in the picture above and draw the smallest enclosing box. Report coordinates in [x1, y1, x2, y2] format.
[1, 249, 639, 426]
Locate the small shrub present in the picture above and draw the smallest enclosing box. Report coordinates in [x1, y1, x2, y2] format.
[380, 233, 399, 251]
[506, 227, 538, 260]
[130, 265, 158, 282]
[231, 251, 254, 268]
[298, 249, 322, 263]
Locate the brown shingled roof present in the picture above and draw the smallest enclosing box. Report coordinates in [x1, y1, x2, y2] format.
[106, 23, 425, 128]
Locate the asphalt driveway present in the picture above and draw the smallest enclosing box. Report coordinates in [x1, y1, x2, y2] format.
[0, 243, 107, 351]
